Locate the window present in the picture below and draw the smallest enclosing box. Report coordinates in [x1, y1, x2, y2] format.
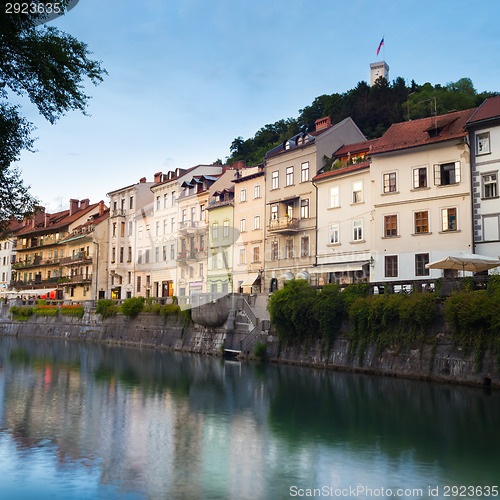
[384, 215, 398, 237]
[239, 248, 246, 265]
[170, 244, 175, 260]
[212, 223, 218, 240]
[129, 196, 134, 209]
[145, 249, 150, 263]
[163, 245, 167, 261]
[482, 173, 498, 199]
[385, 256, 398, 278]
[191, 207, 196, 221]
[119, 247, 124, 263]
[182, 209, 187, 222]
[300, 199, 309, 219]
[199, 235, 205, 251]
[155, 246, 160, 262]
[413, 167, 427, 189]
[171, 218, 175, 233]
[200, 204, 206, 221]
[164, 193, 168, 208]
[121, 198, 125, 210]
[415, 253, 430, 276]
[171, 192, 176, 206]
[285, 239, 294, 258]
[477, 132, 490, 155]
[353, 220, 363, 241]
[330, 223, 340, 244]
[112, 247, 116, 261]
[286, 166, 294, 186]
[200, 263, 204, 277]
[252, 245, 260, 263]
[155, 221, 160, 236]
[271, 240, 279, 260]
[137, 250, 142, 264]
[272, 171, 279, 190]
[441, 208, 457, 231]
[414, 211, 429, 234]
[112, 222, 116, 237]
[138, 227, 143, 239]
[121, 222, 125, 237]
[240, 188, 247, 202]
[240, 218, 247, 233]
[301, 162, 309, 183]
[128, 247, 132, 262]
[156, 196, 160, 210]
[254, 184, 261, 199]
[301, 236, 309, 257]
[330, 186, 340, 208]
[223, 220, 229, 238]
[137, 276, 141, 293]
[129, 221, 133, 235]
[271, 206, 278, 220]
[383, 172, 397, 193]
[352, 181, 363, 203]
[434, 162, 460, 186]
[253, 215, 261, 230]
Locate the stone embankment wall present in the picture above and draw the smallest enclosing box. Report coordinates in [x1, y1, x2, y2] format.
[1, 302, 498, 388]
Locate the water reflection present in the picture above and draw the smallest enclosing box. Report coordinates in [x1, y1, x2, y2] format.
[0, 336, 499, 499]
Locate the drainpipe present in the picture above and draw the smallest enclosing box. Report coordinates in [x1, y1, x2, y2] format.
[466, 132, 476, 254]
[312, 176, 319, 286]
[93, 240, 99, 302]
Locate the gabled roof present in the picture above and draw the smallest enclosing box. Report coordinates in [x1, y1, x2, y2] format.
[467, 95, 500, 126]
[371, 108, 476, 155]
[15, 203, 101, 237]
[334, 138, 380, 157]
[313, 162, 370, 182]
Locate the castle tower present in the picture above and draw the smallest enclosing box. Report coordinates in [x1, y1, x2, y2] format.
[370, 61, 389, 85]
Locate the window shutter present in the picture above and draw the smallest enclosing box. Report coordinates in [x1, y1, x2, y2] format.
[455, 162, 461, 183]
[433, 164, 440, 185]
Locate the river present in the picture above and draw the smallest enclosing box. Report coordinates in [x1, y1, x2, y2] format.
[0, 336, 498, 499]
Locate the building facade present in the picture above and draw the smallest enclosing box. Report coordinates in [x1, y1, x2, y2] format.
[466, 96, 500, 262]
[264, 116, 366, 290]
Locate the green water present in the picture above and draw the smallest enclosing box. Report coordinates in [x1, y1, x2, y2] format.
[0, 336, 498, 499]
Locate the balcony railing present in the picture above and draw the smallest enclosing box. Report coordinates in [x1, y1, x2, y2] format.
[62, 274, 93, 285]
[111, 209, 126, 217]
[268, 217, 299, 232]
[177, 250, 206, 262]
[60, 252, 92, 265]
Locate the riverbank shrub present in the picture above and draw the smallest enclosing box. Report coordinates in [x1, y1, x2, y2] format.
[34, 305, 59, 317]
[61, 304, 84, 319]
[95, 299, 119, 319]
[121, 297, 144, 319]
[267, 279, 319, 343]
[9, 306, 34, 321]
[253, 342, 266, 360]
[443, 290, 500, 372]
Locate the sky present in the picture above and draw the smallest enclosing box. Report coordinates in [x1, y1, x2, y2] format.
[12, 0, 500, 213]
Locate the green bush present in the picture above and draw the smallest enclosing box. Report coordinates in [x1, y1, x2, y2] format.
[143, 303, 161, 314]
[267, 279, 318, 343]
[121, 297, 144, 319]
[161, 303, 182, 317]
[34, 305, 59, 317]
[253, 342, 267, 359]
[312, 284, 345, 353]
[96, 299, 119, 319]
[60, 305, 85, 319]
[10, 306, 34, 321]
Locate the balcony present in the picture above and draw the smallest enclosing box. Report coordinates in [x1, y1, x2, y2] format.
[12, 256, 63, 269]
[11, 276, 62, 290]
[179, 220, 205, 234]
[177, 250, 206, 263]
[61, 274, 93, 285]
[268, 217, 299, 233]
[60, 252, 92, 266]
[111, 209, 126, 217]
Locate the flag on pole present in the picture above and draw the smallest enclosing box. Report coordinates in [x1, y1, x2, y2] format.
[376, 37, 384, 56]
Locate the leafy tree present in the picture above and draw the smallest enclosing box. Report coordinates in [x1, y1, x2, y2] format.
[0, 1, 106, 233]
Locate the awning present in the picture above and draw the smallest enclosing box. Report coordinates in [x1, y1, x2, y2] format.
[10, 288, 58, 297]
[313, 261, 369, 273]
[241, 273, 260, 287]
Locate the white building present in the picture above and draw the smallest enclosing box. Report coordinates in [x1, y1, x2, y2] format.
[369, 108, 476, 282]
[466, 96, 500, 263]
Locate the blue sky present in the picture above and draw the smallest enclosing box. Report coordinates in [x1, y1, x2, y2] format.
[15, 0, 500, 212]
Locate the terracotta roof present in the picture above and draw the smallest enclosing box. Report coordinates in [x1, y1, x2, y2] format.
[467, 95, 500, 125]
[313, 162, 370, 182]
[334, 138, 380, 157]
[371, 108, 476, 155]
[15, 203, 101, 237]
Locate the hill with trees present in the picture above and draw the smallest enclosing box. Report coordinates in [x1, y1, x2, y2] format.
[227, 77, 497, 165]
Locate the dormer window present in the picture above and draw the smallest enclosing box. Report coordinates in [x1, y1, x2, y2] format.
[285, 140, 291, 150]
[296, 136, 303, 146]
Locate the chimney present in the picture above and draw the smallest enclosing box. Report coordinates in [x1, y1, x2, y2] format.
[69, 199, 79, 216]
[315, 116, 332, 131]
[232, 160, 246, 170]
[98, 200, 105, 217]
[154, 172, 163, 183]
[44, 213, 50, 228]
[139, 177, 146, 183]
[33, 206, 45, 226]
[80, 198, 90, 210]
